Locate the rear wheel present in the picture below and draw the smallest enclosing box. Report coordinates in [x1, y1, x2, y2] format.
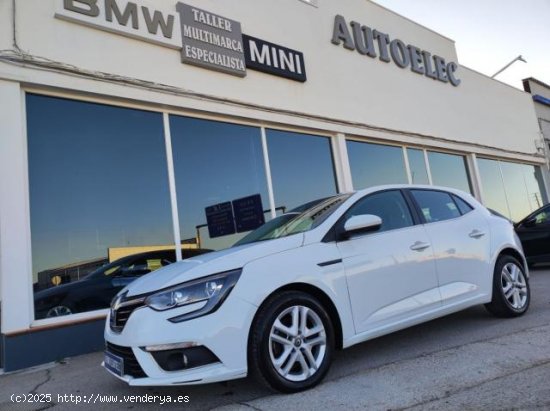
[485, 255, 530, 317]
[249, 291, 334, 392]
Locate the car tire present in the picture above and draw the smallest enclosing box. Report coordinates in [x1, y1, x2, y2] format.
[249, 291, 335, 393]
[485, 255, 530, 317]
[46, 304, 74, 318]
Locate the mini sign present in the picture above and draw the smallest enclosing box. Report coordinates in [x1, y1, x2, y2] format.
[243, 35, 307, 82]
[205, 202, 236, 238]
[233, 194, 265, 233]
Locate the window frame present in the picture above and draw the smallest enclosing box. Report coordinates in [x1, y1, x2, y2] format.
[405, 188, 471, 225]
[451, 194, 474, 216]
[22, 90, 345, 328]
[324, 189, 421, 242]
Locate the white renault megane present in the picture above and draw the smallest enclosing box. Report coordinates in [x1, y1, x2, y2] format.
[104, 185, 530, 392]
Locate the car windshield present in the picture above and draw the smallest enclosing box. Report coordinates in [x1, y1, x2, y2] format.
[84, 259, 127, 279]
[234, 194, 351, 246]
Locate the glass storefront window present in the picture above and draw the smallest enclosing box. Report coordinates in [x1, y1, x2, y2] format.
[407, 148, 430, 185]
[347, 141, 408, 189]
[266, 129, 338, 211]
[170, 116, 270, 250]
[428, 151, 472, 194]
[478, 158, 547, 222]
[27, 95, 174, 320]
[477, 158, 509, 217]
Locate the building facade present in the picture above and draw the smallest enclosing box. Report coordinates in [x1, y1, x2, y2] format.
[523, 77, 550, 173]
[0, 0, 548, 371]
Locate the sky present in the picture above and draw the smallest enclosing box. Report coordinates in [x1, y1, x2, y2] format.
[372, 0, 550, 89]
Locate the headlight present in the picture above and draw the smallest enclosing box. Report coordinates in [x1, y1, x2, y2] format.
[145, 269, 242, 323]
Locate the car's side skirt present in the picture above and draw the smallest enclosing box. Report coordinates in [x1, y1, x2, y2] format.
[342, 293, 490, 349]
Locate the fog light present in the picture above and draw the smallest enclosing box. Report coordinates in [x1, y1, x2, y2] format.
[149, 346, 220, 372]
[143, 342, 197, 352]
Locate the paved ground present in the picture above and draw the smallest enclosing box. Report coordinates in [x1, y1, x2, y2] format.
[1, 267, 549, 411]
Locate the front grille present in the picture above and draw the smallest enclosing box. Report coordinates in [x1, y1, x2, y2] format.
[106, 342, 147, 378]
[110, 292, 147, 333]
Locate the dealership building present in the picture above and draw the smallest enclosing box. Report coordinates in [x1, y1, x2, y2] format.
[0, 0, 548, 371]
[523, 77, 550, 169]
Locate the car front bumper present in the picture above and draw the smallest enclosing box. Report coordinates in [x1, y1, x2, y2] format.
[103, 295, 257, 386]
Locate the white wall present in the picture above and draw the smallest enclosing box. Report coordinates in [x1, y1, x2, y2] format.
[5, 0, 540, 157]
[0, 1, 12, 50]
[0, 80, 34, 333]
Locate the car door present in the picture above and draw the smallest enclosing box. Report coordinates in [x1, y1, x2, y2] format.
[336, 189, 440, 334]
[516, 205, 550, 262]
[408, 189, 492, 305]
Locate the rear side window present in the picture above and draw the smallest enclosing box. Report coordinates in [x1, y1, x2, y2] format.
[452, 195, 474, 215]
[411, 190, 461, 223]
[344, 190, 414, 233]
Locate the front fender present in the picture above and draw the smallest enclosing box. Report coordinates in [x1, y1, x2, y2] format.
[230, 241, 355, 344]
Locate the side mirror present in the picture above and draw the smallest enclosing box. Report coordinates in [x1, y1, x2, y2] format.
[342, 214, 382, 238]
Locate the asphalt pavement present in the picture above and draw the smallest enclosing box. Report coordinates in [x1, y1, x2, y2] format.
[1, 267, 549, 411]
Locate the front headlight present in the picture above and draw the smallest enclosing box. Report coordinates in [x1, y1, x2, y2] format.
[145, 269, 242, 323]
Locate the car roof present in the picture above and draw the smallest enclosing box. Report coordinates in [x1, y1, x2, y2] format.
[347, 184, 475, 201]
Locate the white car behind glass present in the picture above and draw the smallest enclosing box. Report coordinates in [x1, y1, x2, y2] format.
[104, 185, 530, 392]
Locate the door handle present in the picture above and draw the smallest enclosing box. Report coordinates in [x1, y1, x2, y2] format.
[410, 241, 430, 252]
[469, 229, 486, 239]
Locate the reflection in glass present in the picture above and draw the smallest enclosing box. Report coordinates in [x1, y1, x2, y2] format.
[428, 151, 472, 194]
[235, 195, 351, 246]
[33, 249, 208, 320]
[170, 116, 270, 250]
[347, 141, 408, 189]
[478, 158, 548, 222]
[27, 94, 174, 318]
[267, 130, 338, 211]
[501, 162, 546, 222]
[407, 148, 430, 185]
[477, 158, 509, 218]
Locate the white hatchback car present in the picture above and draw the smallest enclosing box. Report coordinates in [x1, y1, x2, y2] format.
[104, 185, 530, 392]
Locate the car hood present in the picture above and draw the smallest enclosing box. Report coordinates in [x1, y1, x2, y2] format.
[125, 234, 304, 297]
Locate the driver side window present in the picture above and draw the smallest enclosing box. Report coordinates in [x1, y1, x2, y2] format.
[534, 208, 550, 225]
[344, 190, 414, 233]
[118, 258, 152, 277]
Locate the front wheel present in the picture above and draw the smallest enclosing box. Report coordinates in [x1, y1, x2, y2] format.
[249, 291, 335, 393]
[485, 255, 530, 317]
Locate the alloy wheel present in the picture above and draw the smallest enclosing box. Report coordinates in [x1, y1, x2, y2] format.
[268, 305, 327, 382]
[501, 262, 528, 310]
[46, 305, 73, 317]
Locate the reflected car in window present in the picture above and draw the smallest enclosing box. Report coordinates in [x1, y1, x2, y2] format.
[515, 204, 550, 266]
[104, 185, 529, 393]
[34, 249, 211, 319]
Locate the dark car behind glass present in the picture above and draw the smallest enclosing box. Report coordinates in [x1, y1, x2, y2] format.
[515, 204, 550, 267]
[34, 248, 211, 319]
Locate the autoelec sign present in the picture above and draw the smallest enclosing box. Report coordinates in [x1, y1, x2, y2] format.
[55, 0, 306, 80]
[331, 15, 461, 87]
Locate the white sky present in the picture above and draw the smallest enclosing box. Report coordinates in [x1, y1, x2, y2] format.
[372, 0, 550, 89]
